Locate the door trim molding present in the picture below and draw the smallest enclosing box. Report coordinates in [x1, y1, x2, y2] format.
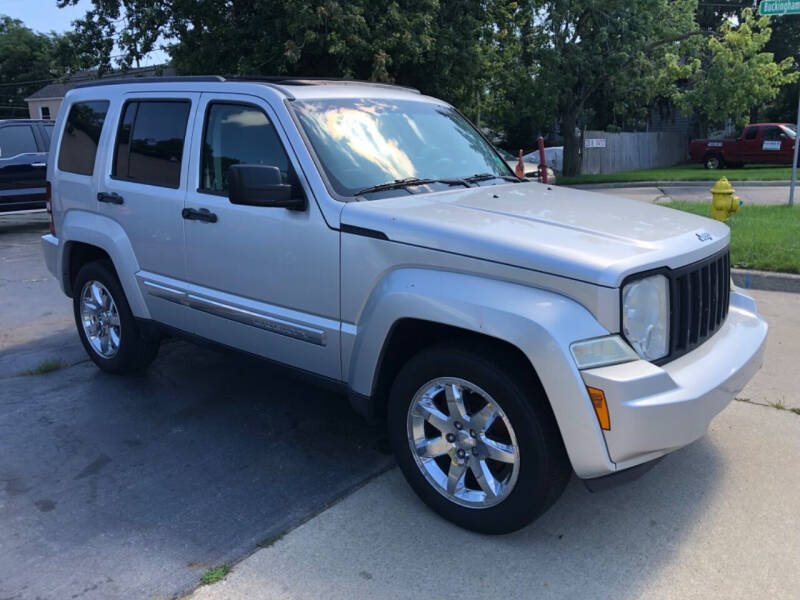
[141, 278, 327, 346]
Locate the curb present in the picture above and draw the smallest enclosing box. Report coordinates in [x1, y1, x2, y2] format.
[732, 268, 800, 294]
[568, 180, 789, 190]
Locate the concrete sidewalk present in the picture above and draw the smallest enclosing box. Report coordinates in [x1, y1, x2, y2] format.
[191, 401, 800, 600]
[189, 290, 800, 600]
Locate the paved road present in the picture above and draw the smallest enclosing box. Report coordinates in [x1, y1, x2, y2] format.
[0, 215, 393, 600]
[571, 184, 792, 206]
[192, 396, 800, 600]
[190, 289, 800, 600]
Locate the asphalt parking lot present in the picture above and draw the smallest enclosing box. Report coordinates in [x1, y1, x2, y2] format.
[0, 214, 392, 600]
[2, 212, 799, 600]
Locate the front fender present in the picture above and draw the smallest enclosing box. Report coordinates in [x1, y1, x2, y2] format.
[345, 268, 616, 478]
[59, 210, 150, 319]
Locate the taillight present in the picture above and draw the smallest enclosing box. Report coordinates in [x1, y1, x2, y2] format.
[45, 181, 55, 236]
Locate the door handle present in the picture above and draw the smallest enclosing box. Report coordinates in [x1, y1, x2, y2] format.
[97, 192, 124, 205]
[182, 207, 218, 223]
[31, 162, 46, 167]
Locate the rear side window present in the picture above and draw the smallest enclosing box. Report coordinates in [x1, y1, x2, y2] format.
[113, 100, 191, 188]
[58, 101, 109, 175]
[744, 127, 759, 140]
[200, 103, 290, 193]
[0, 125, 37, 158]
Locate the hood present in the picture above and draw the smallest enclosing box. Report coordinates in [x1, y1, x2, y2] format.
[340, 182, 730, 288]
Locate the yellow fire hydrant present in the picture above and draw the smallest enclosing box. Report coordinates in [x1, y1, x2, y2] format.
[710, 177, 740, 222]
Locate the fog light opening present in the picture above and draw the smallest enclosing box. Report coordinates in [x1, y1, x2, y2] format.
[587, 386, 610, 430]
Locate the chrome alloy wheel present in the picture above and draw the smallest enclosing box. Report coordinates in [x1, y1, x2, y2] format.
[407, 377, 520, 508]
[79, 280, 121, 359]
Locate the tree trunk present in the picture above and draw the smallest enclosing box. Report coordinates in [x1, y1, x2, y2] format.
[562, 112, 581, 177]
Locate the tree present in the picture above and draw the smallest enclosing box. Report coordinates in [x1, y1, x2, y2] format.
[670, 8, 798, 133]
[58, 0, 496, 118]
[526, 0, 701, 175]
[0, 16, 91, 118]
[0, 16, 81, 118]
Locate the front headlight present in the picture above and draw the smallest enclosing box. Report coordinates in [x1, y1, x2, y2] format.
[622, 274, 670, 361]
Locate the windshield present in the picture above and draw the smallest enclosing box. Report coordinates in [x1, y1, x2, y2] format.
[782, 124, 796, 139]
[293, 98, 512, 197]
[497, 148, 514, 161]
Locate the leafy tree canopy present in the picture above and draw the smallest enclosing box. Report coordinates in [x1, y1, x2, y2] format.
[47, 0, 800, 174]
[669, 8, 798, 131]
[0, 16, 86, 118]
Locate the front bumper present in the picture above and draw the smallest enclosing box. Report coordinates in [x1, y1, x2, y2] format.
[581, 288, 767, 474]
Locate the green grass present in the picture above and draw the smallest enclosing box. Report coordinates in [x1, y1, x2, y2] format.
[560, 163, 793, 185]
[21, 359, 66, 376]
[200, 565, 231, 586]
[662, 202, 800, 273]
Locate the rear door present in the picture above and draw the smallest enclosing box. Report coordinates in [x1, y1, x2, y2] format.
[98, 92, 200, 330]
[0, 123, 47, 212]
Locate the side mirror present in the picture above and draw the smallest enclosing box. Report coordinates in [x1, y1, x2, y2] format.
[227, 164, 306, 210]
[780, 133, 787, 139]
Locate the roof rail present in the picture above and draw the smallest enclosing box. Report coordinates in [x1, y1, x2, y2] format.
[74, 76, 226, 89]
[71, 74, 421, 97]
[225, 75, 421, 94]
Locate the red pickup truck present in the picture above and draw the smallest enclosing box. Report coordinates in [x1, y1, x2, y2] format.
[689, 123, 796, 169]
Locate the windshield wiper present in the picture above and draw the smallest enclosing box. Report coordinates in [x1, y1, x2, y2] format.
[356, 177, 470, 196]
[464, 172, 522, 184]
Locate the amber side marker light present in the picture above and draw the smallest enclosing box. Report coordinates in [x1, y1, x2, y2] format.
[587, 387, 610, 430]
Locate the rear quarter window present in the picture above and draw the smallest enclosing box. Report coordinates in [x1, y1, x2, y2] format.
[58, 101, 110, 175]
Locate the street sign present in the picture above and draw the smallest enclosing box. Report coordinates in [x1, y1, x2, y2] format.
[759, 0, 800, 15]
[759, 3, 800, 205]
[584, 138, 607, 149]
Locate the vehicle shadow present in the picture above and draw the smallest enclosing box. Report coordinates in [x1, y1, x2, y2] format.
[225, 414, 728, 600]
[0, 337, 393, 600]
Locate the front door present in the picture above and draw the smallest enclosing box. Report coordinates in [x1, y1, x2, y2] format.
[760, 125, 794, 164]
[98, 92, 200, 329]
[181, 93, 341, 379]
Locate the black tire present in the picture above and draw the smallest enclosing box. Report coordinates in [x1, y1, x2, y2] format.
[72, 260, 159, 374]
[704, 153, 724, 169]
[387, 341, 570, 534]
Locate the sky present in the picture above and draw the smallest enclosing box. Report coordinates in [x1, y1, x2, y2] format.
[1, 0, 168, 66]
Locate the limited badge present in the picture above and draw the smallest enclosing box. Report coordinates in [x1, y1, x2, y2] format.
[696, 231, 713, 242]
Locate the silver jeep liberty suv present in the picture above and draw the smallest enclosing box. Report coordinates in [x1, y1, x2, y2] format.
[42, 76, 767, 533]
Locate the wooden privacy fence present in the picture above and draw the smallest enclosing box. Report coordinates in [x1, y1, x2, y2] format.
[580, 130, 689, 175]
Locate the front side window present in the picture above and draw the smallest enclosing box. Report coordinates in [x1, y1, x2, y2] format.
[200, 103, 290, 193]
[113, 100, 191, 188]
[292, 98, 510, 197]
[761, 126, 783, 141]
[58, 101, 109, 175]
[0, 126, 37, 158]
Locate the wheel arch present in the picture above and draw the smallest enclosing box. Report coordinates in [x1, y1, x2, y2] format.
[58, 210, 150, 318]
[343, 267, 616, 478]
